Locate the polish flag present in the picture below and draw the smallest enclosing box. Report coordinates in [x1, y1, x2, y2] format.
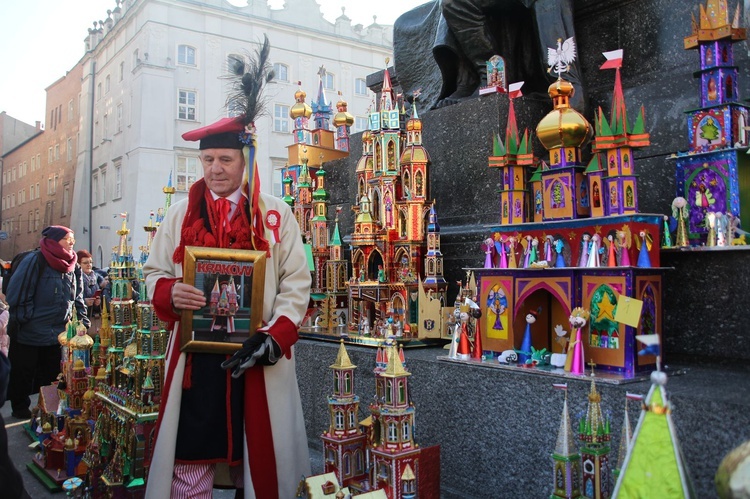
[626, 392, 644, 401]
[552, 383, 568, 390]
[508, 81, 524, 99]
[600, 49, 624, 70]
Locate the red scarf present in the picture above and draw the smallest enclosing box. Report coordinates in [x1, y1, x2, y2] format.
[40, 237, 77, 273]
[173, 179, 269, 263]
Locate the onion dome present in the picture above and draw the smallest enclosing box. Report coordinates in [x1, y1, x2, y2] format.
[58, 331, 69, 347]
[536, 78, 592, 150]
[333, 98, 354, 127]
[406, 102, 422, 132]
[70, 329, 94, 350]
[355, 194, 374, 224]
[290, 87, 312, 119]
[65, 437, 75, 450]
[96, 367, 107, 380]
[73, 359, 86, 371]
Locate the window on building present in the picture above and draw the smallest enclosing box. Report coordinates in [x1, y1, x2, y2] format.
[28, 211, 33, 233]
[34, 209, 39, 231]
[100, 169, 106, 204]
[97, 82, 102, 100]
[105, 75, 111, 93]
[177, 45, 196, 66]
[35, 183, 40, 199]
[116, 104, 123, 132]
[323, 72, 335, 90]
[273, 63, 288, 82]
[133, 49, 140, 67]
[36, 154, 41, 170]
[54, 144, 60, 161]
[176, 156, 199, 191]
[17, 190, 22, 204]
[31, 155, 35, 171]
[92, 174, 99, 205]
[48, 147, 53, 164]
[11, 167, 15, 181]
[178, 90, 197, 120]
[355, 78, 368, 95]
[62, 184, 70, 217]
[68, 100, 74, 121]
[103, 114, 109, 139]
[114, 161, 122, 199]
[67, 138, 74, 161]
[47, 176, 53, 195]
[388, 422, 398, 442]
[273, 104, 289, 133]
[355, 116, 368, 133]
[10, 193, 15, 207]
[30, 183, 35, 200]
[119, 61, 125, 81]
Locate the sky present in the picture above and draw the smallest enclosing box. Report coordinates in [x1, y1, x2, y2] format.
[0, 0, 427, 126]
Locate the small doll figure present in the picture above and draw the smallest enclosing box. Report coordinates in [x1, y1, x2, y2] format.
[529, 237, 539, 266]
[716, 212, 728, 246]
[705, 211, 717, 247]
[554, 236, 566, 268]
[605, 230, 618, 267]
[566, 307, 590, 374]
[544, 235, 554, 264]
[448, 308, 462, 359]
[518, 307, 541, 364]
[361, 316, 370, 336]
[456, 311, 472, 360]
[586, 233, 601, 268]
[377, 265, 387, 283]
[482, 238, 494, 269]
[507, 236, 518, 269]
[616, 227, 632, 266]
[635, 230, 653, 268]
[550, 324, 569, 368]
[495, 237, 508, 268]
[578, 233, 591, 267]
[672, 197, 690, 247]
[522, 235, 533, 268]
[661, 215, 673, 248]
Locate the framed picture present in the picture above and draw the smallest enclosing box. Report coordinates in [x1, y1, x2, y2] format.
[180, 246, 266, 354]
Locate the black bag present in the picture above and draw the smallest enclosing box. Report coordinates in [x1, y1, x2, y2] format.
[3, 250, 46, 339]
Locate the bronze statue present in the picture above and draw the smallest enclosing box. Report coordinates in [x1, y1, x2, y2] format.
[394, 0, 584, 110]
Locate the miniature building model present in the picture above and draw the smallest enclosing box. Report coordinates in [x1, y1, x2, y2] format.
[673, 0, 750, 242]
[316, 341, 440, 498]
[469, 47, 664, 377]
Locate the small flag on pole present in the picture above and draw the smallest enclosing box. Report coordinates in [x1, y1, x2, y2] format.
[626, 392, 644, 401]
[600, 49, 624, 70]
[552, 383, 568, 390]
[508, 81, 524, 99]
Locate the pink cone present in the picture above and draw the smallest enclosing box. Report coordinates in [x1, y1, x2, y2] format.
[569, 328, 585, 374]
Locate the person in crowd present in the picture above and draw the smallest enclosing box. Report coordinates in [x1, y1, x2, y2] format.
[0, 348, 31, 498]
[77, 250, 103, 329]
[0, 296, 9, 357]
[143, 37, 311, 499]
[5, 226, 89, 419]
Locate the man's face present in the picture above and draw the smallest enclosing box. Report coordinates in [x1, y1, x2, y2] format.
[58, 233, 75, 252]
[200, 148, 244, 197]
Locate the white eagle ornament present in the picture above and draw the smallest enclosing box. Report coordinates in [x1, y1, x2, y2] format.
[547, 37, 577, 77]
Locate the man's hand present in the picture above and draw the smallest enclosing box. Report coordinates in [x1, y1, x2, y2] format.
[171, 282, 206, 311]
[221, 333, 282, 378]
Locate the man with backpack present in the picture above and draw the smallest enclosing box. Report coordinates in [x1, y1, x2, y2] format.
[5, 225, 89, 419]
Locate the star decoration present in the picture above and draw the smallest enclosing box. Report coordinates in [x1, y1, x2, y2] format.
[596, 296, 616, 322]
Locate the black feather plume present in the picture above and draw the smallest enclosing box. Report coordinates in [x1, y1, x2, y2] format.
[225, 35, 275, 129]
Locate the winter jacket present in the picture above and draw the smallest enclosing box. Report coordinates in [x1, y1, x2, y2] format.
[5, 252, 89, 346]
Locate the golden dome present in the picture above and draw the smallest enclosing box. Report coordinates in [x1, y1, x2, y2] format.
[290, 89, 312, 119]
[536, 79, 592, 150]
[58, 331, 69, 346]
[400, 146, 429, 163]
[74, 359, 85, 370]
[96, 367, 107, 380]
[406, 118, 422, 132]
[70, 331, 94, 348]
[83, 389, 96, 401]
[333, 100, 354, 127]
[361, 129, 373, 142]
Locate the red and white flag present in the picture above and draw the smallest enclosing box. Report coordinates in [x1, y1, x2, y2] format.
[552, 383, 568, 390]
[626, 392, 644, 401]
[600, 49, 624, 70]
[508, 81, 524, 99]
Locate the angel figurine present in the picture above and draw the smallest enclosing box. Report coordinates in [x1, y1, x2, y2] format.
[616, 227, 632, 266]
[482, 238, 494, 269]
[672, 197, 690, 247]
[495, 236, 508, 268]
[635, 230, 653, 267]
[661, 215, 673, 248]
[578, 233, 591, 267]
[529, 237, 540, 267]
[554, 236, 566, 268]
[521, 235, 533, 268]
[544, 235, 555, 264]
[604, 230, 618, 267]
[586, 233, 601, 267]
[507, 236, 518, 269]
[566, 307, 590, 375]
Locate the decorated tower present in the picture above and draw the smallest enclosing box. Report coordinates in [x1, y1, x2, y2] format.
[489, 82, 535, 225]
[536, 39, 593, 221]
[674, 0, 750, 242]
[550, 385, 582, 499]
[334, 92, 355, 152]
[321, 341, 368, 486]
[578, 375, 612, 499]
[291, 81, 313, 145]
[312, 66, 333, 143]
[587, 50, 650, 218]
[310, 165, 331, 294]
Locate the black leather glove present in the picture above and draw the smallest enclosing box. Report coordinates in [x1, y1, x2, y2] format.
[221, 333, 282, 378]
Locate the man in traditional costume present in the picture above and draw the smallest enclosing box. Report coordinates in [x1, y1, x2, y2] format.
[143, 38, 311, 499]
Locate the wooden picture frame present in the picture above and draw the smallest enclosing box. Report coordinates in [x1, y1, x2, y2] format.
[180, 246, 266, 354]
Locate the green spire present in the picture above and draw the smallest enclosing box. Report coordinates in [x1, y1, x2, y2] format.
[492, 133, 506, 156]
[631, 106, 647, 135]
